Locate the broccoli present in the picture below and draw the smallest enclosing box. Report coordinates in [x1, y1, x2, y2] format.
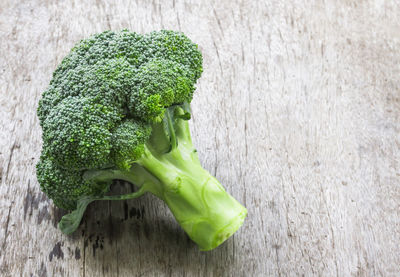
[36, 30, 247, 251]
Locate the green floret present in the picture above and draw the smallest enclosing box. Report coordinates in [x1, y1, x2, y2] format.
[36, 29, 247, 251]
[129, 58, 194, 122]
[42, 97, 122, 170]
[36, 156, 110, 210]
[146, 30, 203, 81]
[111, 119, 152, 170]
[38, 58, 135, 122]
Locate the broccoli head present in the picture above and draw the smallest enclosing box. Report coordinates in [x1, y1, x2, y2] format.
[36, 30, 246, 251]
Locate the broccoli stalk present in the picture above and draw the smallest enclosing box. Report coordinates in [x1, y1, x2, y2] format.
[60, 105, 247, 250]
[138, 148, 247, 250]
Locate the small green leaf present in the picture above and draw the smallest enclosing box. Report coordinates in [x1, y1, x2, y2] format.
[58, 196, 95, 235]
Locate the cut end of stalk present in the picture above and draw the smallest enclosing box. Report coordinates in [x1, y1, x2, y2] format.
[199, 208, 248, 251]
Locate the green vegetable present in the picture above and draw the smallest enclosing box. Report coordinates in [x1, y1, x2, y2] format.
[36, 30, 247, 251]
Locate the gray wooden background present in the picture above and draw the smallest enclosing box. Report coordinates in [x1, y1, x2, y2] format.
[1, 0, 400, 276]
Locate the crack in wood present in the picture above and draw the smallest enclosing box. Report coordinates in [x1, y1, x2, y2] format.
[5, 142, 19, 183]
[1, 203, 13, 251]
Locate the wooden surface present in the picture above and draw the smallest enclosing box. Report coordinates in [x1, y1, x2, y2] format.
[1, 0, 400, 276]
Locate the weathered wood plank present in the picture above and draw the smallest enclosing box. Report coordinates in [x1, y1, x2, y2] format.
[0, 0, 399, 276]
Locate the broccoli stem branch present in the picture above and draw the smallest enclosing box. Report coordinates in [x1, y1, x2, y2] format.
[59, 164, 162, 235]
[58, 186, 147, 235]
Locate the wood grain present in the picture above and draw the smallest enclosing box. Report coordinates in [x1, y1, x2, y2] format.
[1, 0, 400, 276]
